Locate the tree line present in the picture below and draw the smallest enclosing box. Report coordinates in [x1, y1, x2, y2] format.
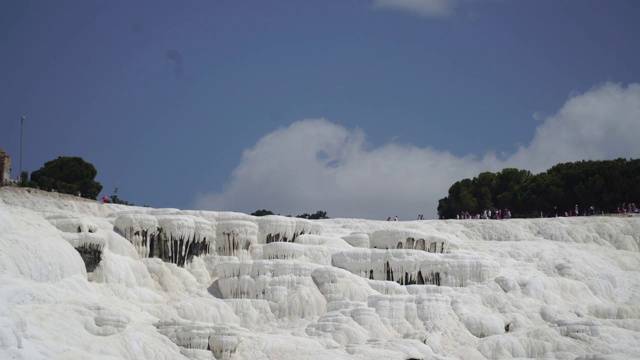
[251, 209, 329, 219]
[437, 158, 640, 219]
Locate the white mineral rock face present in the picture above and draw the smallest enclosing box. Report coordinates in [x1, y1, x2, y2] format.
[254, 241, 334, 265]
[369, 229, 453, 253]
[332, 248, 501, 286]
[255, 215, 323, 244]
[1, 187, 640, 360]
[215, 220, 258, 259]
[216, 260, 327, 319]
[295, 233, 352, 249]
[341, 232, 370, 248]
[89, 249, 156, 288]
[47, 214, 100, 234]
[311, 267, 379, 302]
[113, 212, 158, 256]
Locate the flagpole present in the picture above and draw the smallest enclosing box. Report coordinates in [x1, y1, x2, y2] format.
[20, 116, 25, 182]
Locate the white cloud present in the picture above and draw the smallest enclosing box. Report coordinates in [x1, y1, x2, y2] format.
[507, 82, 640, 173]
[373, 0, 457, 18]
[195, 82, 640, 220]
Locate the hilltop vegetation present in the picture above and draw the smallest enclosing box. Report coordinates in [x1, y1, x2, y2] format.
[252, 209, 330, 219]
[16, 156, 133, 205]
[27, 156, 103, 199]
[437, 158, 640, 218]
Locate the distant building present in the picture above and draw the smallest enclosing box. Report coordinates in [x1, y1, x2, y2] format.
[0, 149, 11, 186]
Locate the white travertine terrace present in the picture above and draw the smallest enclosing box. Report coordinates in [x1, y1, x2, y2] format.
[113, 212, 214, 266]
[255, 215, 323, 244]
[369, 229, 453, 253]
[215, 220, 258, 259]
[294, 234, 352, 249]
[113, 212, 158, 258]
[216, 260, 327, 319]
[47, 214, 100, 234]
[332, 249, 501, 286]
[311, 267, 379, 303]
[1, 187, 640, 359]
[341, 232, 370, 248]
[254, 241, 333, 265]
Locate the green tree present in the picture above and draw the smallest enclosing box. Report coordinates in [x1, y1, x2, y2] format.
[18, 171, 38, 188]
[251, 209, 275, 216]
[110, 187, 133, 205]
[438, 179, 477, 218]
[472, 172, 496, 211]
[437, 158, 640, 218]
[515, 173, 563, 217]
[495, 168, 532, 213]
[296, 210, 329, 219]
[30, 157, 103, 199]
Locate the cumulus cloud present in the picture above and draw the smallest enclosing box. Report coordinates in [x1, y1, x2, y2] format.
[506, 82, 640, 173]
[195, 82, 640, 220]
[373, 0, 457, 18]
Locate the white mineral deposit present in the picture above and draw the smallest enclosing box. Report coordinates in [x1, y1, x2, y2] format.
[1, 187, 639, 359]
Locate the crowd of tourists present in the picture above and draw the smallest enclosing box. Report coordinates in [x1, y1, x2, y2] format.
[451, 202, 638, 220]
[456, 208, 512, 220]
[617, 202, 638, 214]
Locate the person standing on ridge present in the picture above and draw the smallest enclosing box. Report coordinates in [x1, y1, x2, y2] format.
[102, 195, 109, 203]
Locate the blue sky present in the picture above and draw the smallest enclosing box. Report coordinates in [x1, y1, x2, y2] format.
[1, 0, 639, 220]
